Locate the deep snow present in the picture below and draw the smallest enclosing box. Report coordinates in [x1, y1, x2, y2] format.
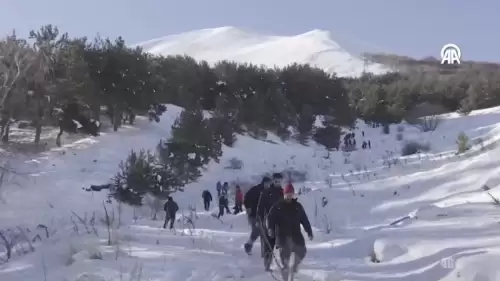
[134, 26, 389, 78]
[2, 105, 500, 280]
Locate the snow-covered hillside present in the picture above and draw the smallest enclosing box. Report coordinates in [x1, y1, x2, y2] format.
[3, 105, 500, 280]
[135, 26, 389, 77]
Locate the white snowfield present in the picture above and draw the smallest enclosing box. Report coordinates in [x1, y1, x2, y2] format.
[3, 105, 500, 280]
[135, 26, 389, 78]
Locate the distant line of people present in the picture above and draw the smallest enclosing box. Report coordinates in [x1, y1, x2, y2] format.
[362, 140, 371, 149]
[201, 181, 245, 218]
[342, 130, 372, 151]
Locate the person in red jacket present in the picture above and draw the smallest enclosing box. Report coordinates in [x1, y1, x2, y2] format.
[234, 185, 244, 214]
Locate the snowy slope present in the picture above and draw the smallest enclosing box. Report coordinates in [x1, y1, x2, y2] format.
[135, 26, 390, 77]
[3, 106, 500, 280]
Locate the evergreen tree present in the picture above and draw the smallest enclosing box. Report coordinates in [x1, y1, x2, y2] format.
[111, 149, 172, 206]
[210, 114, 237, 147]
[296, 104, 315, 145]
[273, 88, 296, 141]
[210, 93, 238, 147]
[170, 106, 222, 164]
[155, 106, 223, 189]
[313, 121, 341, 151]
[157, 139, 203, 186]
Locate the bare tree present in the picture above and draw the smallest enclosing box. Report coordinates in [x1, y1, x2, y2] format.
[0, 31, 36, 142]
[405, 102, 447, 132]
[28, 25, 69, 144]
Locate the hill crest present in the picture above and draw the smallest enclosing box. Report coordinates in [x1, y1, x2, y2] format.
[134, 26, 390, 77]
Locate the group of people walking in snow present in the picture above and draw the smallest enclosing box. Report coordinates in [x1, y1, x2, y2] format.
[164, 173, 314, 279]
[243, 173, 313, 280]
[201, 181, 245, 218]
[343, 130, 372, 151]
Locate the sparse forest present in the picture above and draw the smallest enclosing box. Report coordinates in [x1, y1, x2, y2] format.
[2, 24, 500, 205]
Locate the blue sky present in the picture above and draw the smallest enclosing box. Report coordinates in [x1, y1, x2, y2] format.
[1, 0, 498, 62]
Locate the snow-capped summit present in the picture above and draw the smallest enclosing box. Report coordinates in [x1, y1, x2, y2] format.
[134, 26, 390, 77]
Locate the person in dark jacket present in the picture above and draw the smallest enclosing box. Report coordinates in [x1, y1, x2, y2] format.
[217, 193, 230, 218]
[163, 196, 179, 229]
[202, 190, 212, 211]
[243, 176, 272, 255]
[267, 183, 313, 280]
[257, 172, 284, 271]
[216, 181, 222, 197]
[219, 182, 231, 214]
[222, 182, 229, 195]
[234, 185, 243, 214]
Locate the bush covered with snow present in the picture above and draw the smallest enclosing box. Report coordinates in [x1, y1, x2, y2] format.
[372, 239, 407, 262]
[225, 157, 243, 170]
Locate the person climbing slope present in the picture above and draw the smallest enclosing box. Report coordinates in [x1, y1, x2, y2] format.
[217, 193, 230, 218]
[267, 183, 313, 280]
[256, 172, 284, 271]
[221, 182, 231, 214]
[163, 196, 179, 229]
[216, 181, 222, 197]
[234, 185, 243, 214]
[243, 176, 272, 255]
[202, 189, 212, 211]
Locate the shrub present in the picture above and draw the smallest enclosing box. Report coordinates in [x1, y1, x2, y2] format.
[456, 132, 470, 154]
[405, 102, 446, 132]
[226, 157, 243, 170]
[401, 140, 431, 156]
[408, 116, 442, 132]
[381, 124, 390, 134]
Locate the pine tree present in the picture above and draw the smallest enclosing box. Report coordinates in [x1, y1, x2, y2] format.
[210, 94, 238, 147]
[313, 121, 341, 151]
[154, 106, 223, 188]
[111, 149, 169, 206]
[171, 107, 204, 145]
[296, 104, 315, 145]
[273, 88, 296, 141]
[156, 139, 203, 185]
[170, 107, 222, 164]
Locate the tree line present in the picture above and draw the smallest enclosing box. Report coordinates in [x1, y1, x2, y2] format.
[2, 24, 500, 206]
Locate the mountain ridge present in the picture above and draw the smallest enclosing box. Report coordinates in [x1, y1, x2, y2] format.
[134, 26, 390, 77]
